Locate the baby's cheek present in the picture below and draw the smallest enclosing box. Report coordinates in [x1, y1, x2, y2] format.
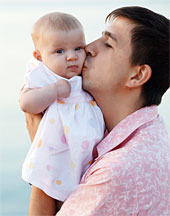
[79, 50, 86, 62]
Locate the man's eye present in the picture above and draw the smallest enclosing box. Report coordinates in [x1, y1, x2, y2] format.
[56, 49, 64, 54]
[104, 43, 112, 48]
[75, 47, 83, 51]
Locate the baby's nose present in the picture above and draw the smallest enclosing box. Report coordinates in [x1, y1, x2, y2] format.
[66, 51, 78, 61]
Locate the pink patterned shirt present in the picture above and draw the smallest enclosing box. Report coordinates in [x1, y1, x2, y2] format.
[57, 106, 170, 216]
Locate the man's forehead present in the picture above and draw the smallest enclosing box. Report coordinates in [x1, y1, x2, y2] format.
[104, 17, 135, 42]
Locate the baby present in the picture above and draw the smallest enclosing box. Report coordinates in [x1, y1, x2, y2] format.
[20, 12, 105, 213]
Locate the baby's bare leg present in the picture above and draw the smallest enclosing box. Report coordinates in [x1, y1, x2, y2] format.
[29, 186, 57, 216]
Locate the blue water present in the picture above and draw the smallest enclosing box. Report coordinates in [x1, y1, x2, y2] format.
[0, 106, 31, 215]
[0, 0, 170, 215]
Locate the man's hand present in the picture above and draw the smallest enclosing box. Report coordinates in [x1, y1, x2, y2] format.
[25, 112, 43, 142]
[55, 79, 71, 98]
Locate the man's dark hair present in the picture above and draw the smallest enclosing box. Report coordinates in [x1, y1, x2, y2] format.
[106, 6, 170, 106]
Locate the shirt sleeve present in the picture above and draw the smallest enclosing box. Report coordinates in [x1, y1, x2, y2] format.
[56, 160, 138, 216]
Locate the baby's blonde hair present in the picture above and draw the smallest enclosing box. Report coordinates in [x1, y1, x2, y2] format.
[32, 12, 83, 49]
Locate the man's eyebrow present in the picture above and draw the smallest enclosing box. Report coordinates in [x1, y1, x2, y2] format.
[103, 31, 118, 43]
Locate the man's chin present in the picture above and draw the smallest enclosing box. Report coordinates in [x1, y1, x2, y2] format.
[82, 76, 89, 91]
[82, 78, 88, 91]
[82, 69, 93, 92]
[82, 77, 92, 94]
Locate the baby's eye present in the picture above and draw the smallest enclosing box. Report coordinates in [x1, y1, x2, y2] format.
[56, 49, 64, 54]
[75, 46, 84, 51]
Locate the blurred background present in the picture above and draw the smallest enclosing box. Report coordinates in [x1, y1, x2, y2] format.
[0, 0, 170, 215]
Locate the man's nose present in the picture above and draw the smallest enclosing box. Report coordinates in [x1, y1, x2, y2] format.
[66, 51, 78, 61]
[85, 40, 98, 57]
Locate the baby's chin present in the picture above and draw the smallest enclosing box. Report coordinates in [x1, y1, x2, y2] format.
[65, 71, 82, 79]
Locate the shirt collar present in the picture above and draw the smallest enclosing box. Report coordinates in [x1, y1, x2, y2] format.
[97, 105, 159, 158]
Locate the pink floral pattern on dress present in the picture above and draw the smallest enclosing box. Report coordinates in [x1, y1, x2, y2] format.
[57, 106, 170, 216]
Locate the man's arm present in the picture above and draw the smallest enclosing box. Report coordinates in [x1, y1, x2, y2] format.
[24, 112, 43, 142]
[19, 79, 71, 114]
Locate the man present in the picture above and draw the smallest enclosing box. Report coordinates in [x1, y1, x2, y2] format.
[24, 6, 170, 215]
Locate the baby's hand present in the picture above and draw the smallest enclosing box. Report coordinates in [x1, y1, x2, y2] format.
[55, 79, 71, 98]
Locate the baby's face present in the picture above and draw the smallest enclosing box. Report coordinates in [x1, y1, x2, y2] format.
[39, 28, 86, 79]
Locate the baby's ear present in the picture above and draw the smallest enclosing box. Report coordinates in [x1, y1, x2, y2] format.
[126, 64, 152, 88]
[33, 50, 42, 61]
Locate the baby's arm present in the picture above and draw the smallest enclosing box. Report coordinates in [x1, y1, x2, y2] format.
[19, 79, 71, 114]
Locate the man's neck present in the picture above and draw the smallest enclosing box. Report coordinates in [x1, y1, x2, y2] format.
[94, 91, 144, 132]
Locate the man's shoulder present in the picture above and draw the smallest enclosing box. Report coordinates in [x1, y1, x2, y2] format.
[91, 128, 170, 181]
[88, 108, 170, 185]
[88, 150, 133, 183]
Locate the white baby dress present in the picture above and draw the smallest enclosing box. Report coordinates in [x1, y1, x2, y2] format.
[22, 59, 105, 201]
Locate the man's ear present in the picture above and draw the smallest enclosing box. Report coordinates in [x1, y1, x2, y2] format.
[126, 64, 152, 88]
[33, 50, 42, 61]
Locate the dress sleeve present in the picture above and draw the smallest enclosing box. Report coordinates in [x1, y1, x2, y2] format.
[24, 65, 44, 89]
[24, 59, 51, 89]
[56, 160, 138, 216]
